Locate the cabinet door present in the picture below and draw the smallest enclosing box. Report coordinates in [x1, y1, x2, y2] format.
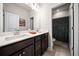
[42, 39, 46, 54]
[35, 40, 41, 56]
[41, 34, 48, 55]
[12, 45, 34, 56]
[22, 45, 34, 56]
[0, 38, 34, 56]
[12, 50, 23, 56]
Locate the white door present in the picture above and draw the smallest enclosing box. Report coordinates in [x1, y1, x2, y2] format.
[4, 12, 19, 32]
[69, 4, 74, 56]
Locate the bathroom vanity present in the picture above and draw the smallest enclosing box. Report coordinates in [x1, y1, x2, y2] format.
[0, 32, 48, 56]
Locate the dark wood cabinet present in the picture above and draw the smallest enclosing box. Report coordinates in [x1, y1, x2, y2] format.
[0, 38, 34, 56]
[34, 33, 48, 56]
[35, 40, 41, 56]
[41, 38, 48, 54]
[0, 33, 48, 56]
[12, 45, 34, 56]
[12, 49, 23, 56]
[22, 45, 34, 56]
[41, 33, 48, 55]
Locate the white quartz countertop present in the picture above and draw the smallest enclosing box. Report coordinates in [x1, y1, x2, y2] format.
[0, 31, 48, 47]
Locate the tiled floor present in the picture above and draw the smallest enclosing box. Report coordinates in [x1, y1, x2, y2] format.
[43, 41, 70, 56]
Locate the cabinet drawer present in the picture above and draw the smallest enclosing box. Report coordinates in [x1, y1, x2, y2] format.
[22, 45, 34, 56]
[13, 45, 34, 56]
[41, 33, 48, 39]
[0, 38, 34, 56]
[35, 35, 41, 41]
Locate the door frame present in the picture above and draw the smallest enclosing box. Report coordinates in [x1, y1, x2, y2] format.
[73, 3, 79, 56]
[69, 3, 74, 56]
[51, 3, 74, 56]
[69, 3, 79, 56]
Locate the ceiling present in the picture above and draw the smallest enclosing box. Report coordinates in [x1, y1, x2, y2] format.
[15, 3, 32, 11]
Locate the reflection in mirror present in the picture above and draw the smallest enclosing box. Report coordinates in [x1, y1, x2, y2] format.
[3, 12, 19, 32]
[3, 3, 35, 32]
[30, 17, 34, 30]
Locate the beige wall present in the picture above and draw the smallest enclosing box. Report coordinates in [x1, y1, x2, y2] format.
[0, 3, 3, 32]
[78, 4, 79, 56]
[33, 4, 53, 50]
[3, 3, 31, 30]
[52, 10, 69, 19]
[33, 4, 65, 50]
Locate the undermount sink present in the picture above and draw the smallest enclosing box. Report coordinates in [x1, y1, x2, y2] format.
[5, 34, 28, 41]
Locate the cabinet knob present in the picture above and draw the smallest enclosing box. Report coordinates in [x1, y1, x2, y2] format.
[23, 52, 26, 54]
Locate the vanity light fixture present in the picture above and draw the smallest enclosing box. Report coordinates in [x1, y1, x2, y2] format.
[25, 3, 39, 11]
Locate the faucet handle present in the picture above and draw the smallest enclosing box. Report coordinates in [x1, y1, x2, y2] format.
[14, 28, 20, 35]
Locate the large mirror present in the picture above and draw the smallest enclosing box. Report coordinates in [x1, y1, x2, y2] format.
[3, 3, 37, 32]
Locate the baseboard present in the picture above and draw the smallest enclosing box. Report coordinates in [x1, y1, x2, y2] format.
[47, 47, 53, 51]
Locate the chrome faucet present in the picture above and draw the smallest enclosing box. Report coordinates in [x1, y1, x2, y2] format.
[36, 27, 40, 32]
[14, 28, 20, 35]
